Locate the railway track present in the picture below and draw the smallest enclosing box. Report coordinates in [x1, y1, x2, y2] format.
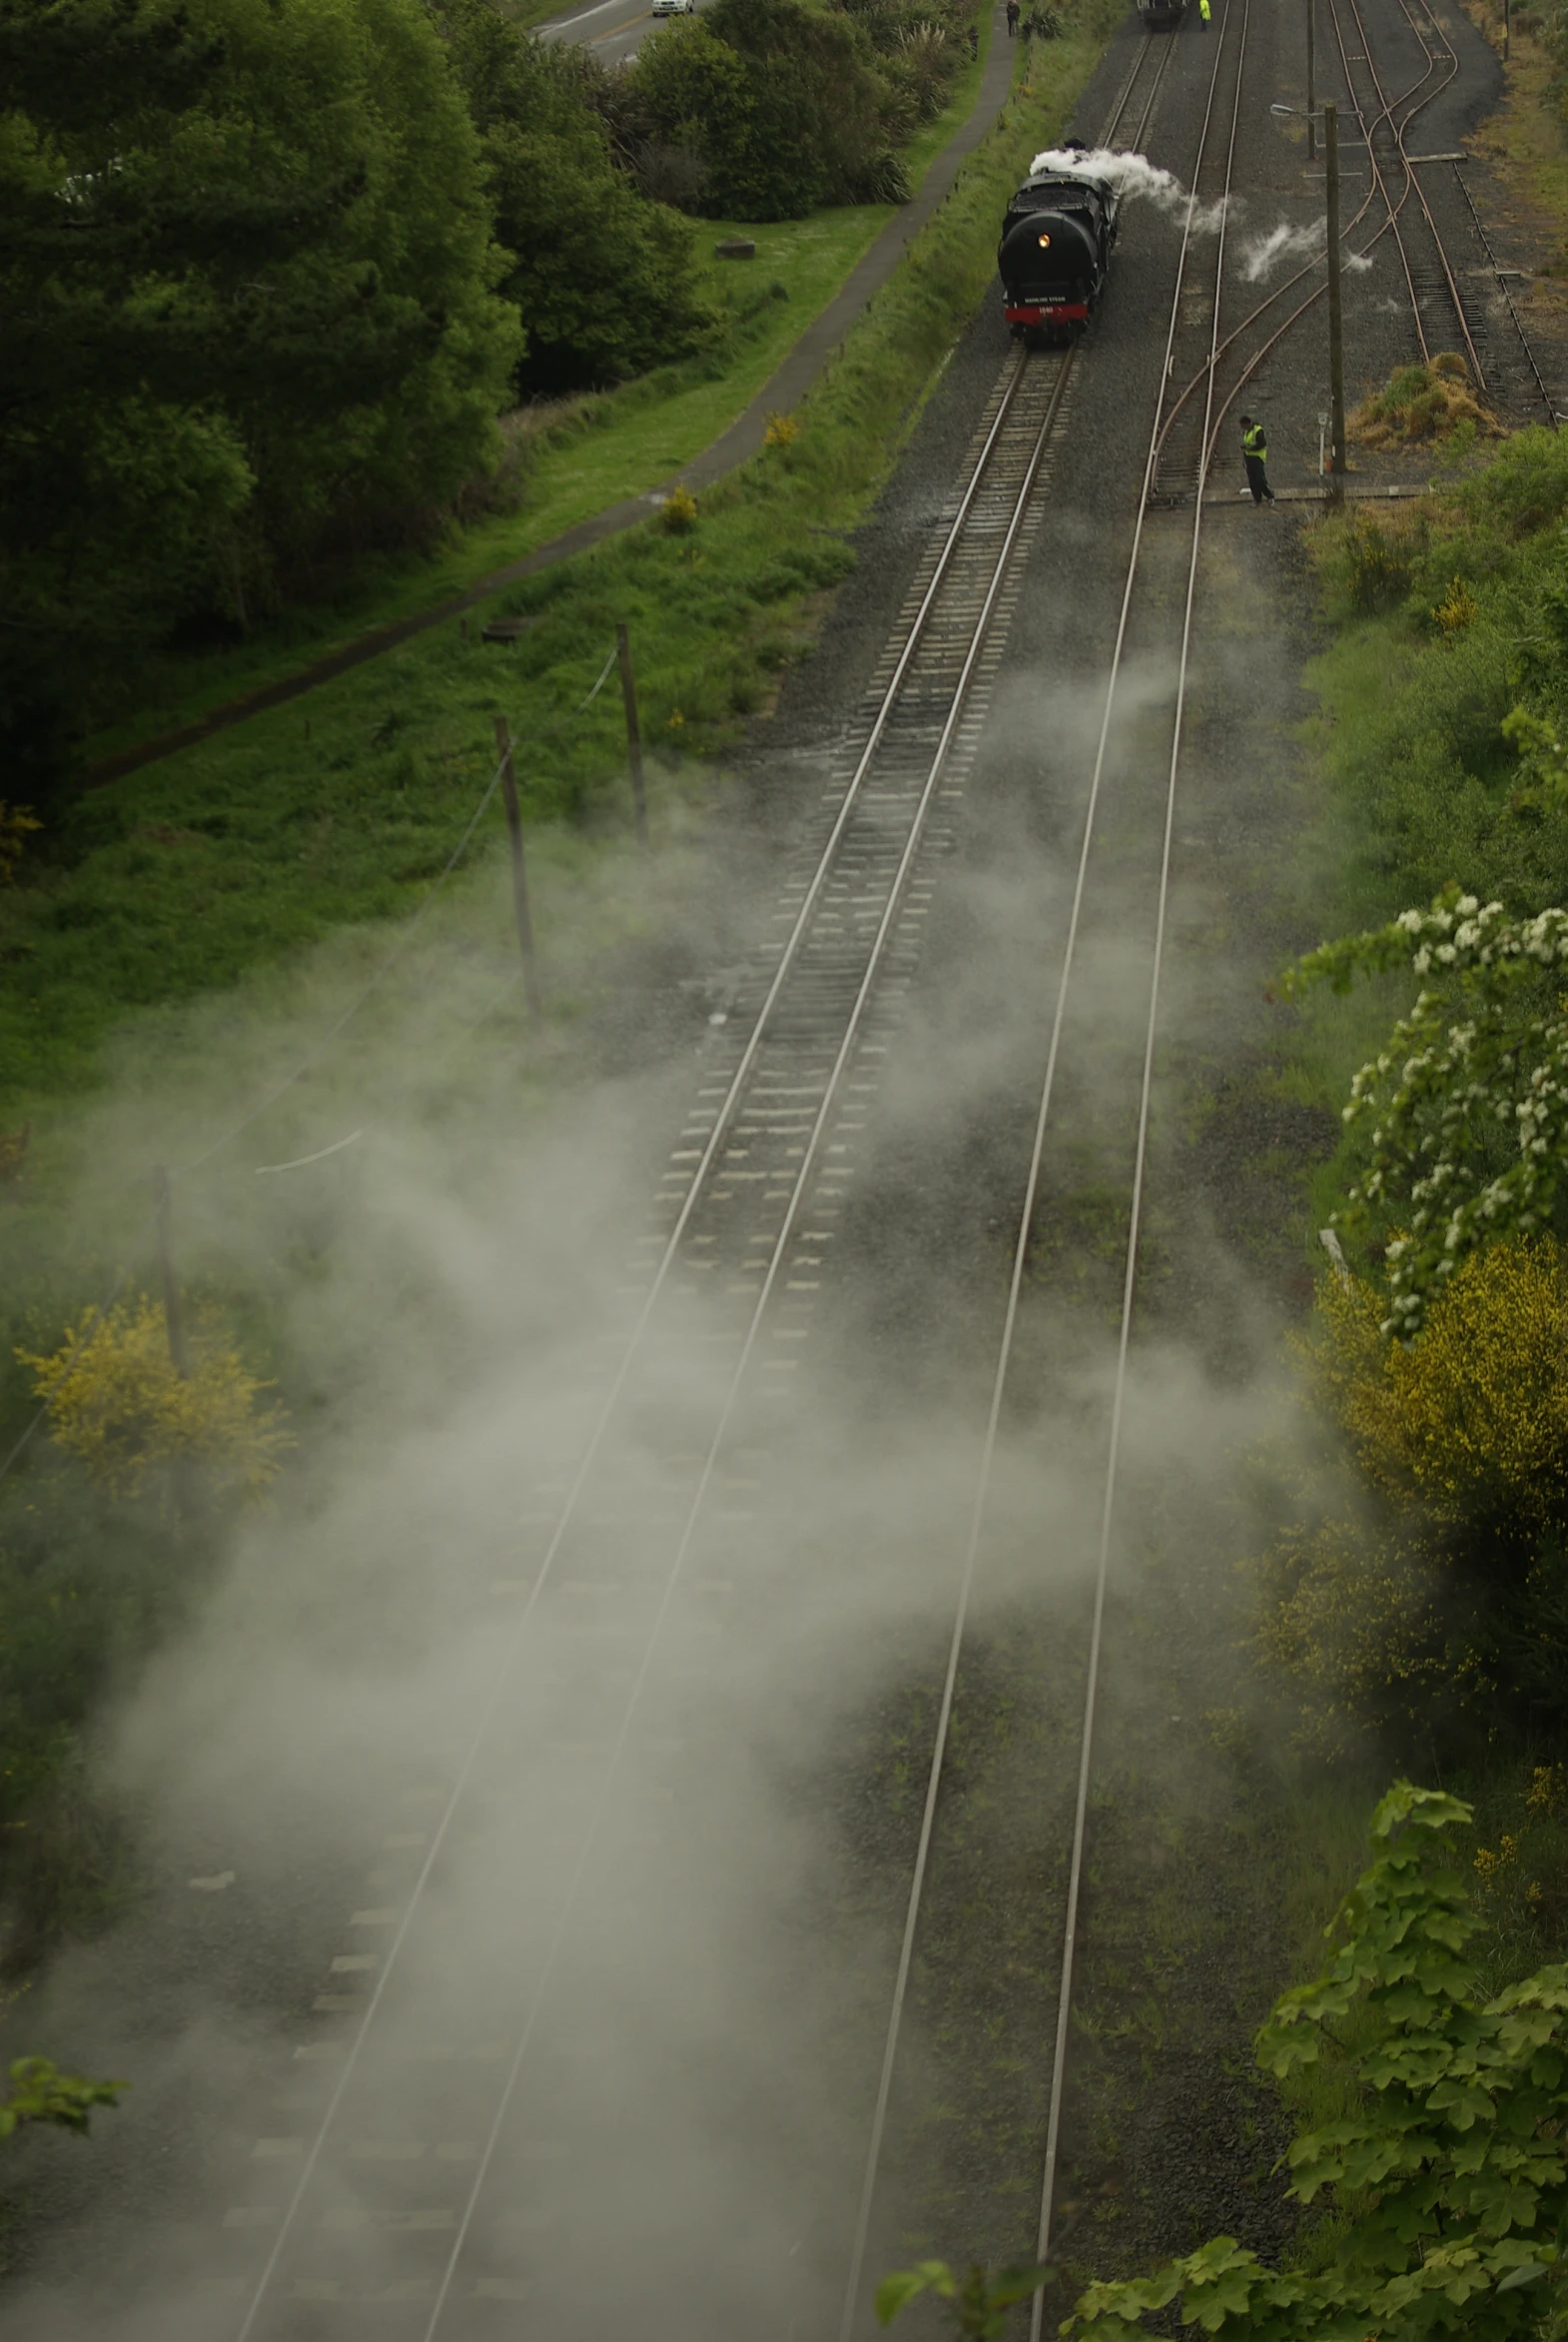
[37, 0, 1549, 2330]
[1373, 0, 1557, 422]
[170, 31, 1191, 2342]
[216, 368, 1076, 2339]
[834, 0, 1259, 2328]
[1152, 0, 1555, 504]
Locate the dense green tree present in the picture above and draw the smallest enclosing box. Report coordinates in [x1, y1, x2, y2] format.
[629, 0, 909, 219]
[433, 1, 713, 397]
[0, 0, 519, 798]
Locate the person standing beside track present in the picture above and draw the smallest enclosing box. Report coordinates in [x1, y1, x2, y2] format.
[1007, 0, 1020, 35]
[1198, 0, 1211, 28]
[1238, 412, 1276, 504]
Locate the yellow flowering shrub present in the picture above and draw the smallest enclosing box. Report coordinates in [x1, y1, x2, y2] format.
[1526, 1762, 1567, 1818]
[1462, 1762, 1568, 1953]
[659, 483, 697, 533]
[1308, 1239, 1568, 1529]
[1473, 1833, 1517, 1889]
[1432, 575, 1478, 632]
[0, 802, 40, 886]
[18, 1295, 291, 1500]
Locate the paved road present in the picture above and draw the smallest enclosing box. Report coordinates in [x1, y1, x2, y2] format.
[536, 0, 692, 68]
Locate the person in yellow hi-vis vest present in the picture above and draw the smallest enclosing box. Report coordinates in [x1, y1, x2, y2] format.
[1198, 0, 1211, 26]
[1238, 413, 1276, 504]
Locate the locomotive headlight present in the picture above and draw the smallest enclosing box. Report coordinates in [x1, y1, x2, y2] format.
[1037, 233, 1051, 247]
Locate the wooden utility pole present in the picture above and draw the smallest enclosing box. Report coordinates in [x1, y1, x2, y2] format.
[152, 1165, 190, 1378]
[492, 717, 542, 1021]
[615, 622, 649, 848]
[1325, 102, 1347, 493]
[1306, 0, 1316, 160]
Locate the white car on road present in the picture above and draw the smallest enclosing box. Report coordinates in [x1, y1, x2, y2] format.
[650, 0, 696, 16]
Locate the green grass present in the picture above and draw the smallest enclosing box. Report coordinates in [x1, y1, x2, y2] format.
[5, 18, 1118, 1146]
[0, 0, 1120, 1984]
[85, 28, 1001, 763]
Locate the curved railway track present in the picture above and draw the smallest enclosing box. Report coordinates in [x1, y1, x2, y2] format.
[1152, 0, 1555, 502]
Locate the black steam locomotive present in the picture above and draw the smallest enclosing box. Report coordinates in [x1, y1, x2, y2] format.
[998, 147, 1120, 341]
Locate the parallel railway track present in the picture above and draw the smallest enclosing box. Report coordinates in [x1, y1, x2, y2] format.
[38, 1, 1556, 2334]
[203, 29, 1186, 2342]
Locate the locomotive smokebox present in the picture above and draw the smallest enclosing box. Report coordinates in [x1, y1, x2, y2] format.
[998, 158, 1119, 341]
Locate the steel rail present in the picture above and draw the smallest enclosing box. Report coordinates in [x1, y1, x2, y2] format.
[1334, 0, 1482, 379]
[1170, 0, 1447, 487]
[1030, 0, 1249, 2306]
[419, 344, 1081, 2342]
[1155, 0, 1499, 501]
[1119, 23, 1180, 151]
[1396, 0, 1558, 426]
[1447, 147, 1559, 426]
[1103, 27, 1160, 145]
[227, 31, 1186, 2332]
[833, 3, 1251, 2333]
[1150, 0, 1441, 492]
[400, 34, 1186, 2288]
[226, 339, 1058, 2342]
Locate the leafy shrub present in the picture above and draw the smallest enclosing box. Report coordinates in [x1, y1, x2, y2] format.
[1311, 1244, 1568, 1532]
[628, 0, 917, 217]
[1256, 1242, 1568, 1754]
[1252, 1514, 1464, 1761]
[0, 803, 40, 886]
[1457, 424, 1568, 538]
[1062, 1783, 1568, 2342]
[1326, 507, 1417, 613]
[1432, 573, 1478, 631]
[660, 483, 699, 533]
[18, 1294, 291, 1504]
[0, 2057, 125, 2143]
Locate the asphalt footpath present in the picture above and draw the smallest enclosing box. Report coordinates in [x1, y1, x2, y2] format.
[90, 8, 1020, 788]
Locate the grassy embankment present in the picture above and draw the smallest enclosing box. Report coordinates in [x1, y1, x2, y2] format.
[0, 0, 1124, 1976]
[85, 36, 996, 762]
[0, 12, 1103, 1144]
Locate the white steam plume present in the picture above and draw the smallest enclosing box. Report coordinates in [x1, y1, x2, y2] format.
[1239, 221, 1323, 280]
[1030, 145, 1231, 234]
[1238, 221, 1377, 281]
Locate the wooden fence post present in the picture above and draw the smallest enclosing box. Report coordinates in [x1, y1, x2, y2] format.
[615, 622, 649, 848]
[493, 717, 542, 1021]
[152, 1165, 190, 1378]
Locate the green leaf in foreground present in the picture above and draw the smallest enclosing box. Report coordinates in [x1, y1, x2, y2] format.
[1059, 1781, 1568, 2342]
[877, 2259, 1052, 2337]
[0, 2055, 126, 2140]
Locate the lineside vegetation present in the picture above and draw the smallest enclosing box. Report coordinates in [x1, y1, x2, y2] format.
[0, 0, 1122, 1997]
[1, 0, 986, 805]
